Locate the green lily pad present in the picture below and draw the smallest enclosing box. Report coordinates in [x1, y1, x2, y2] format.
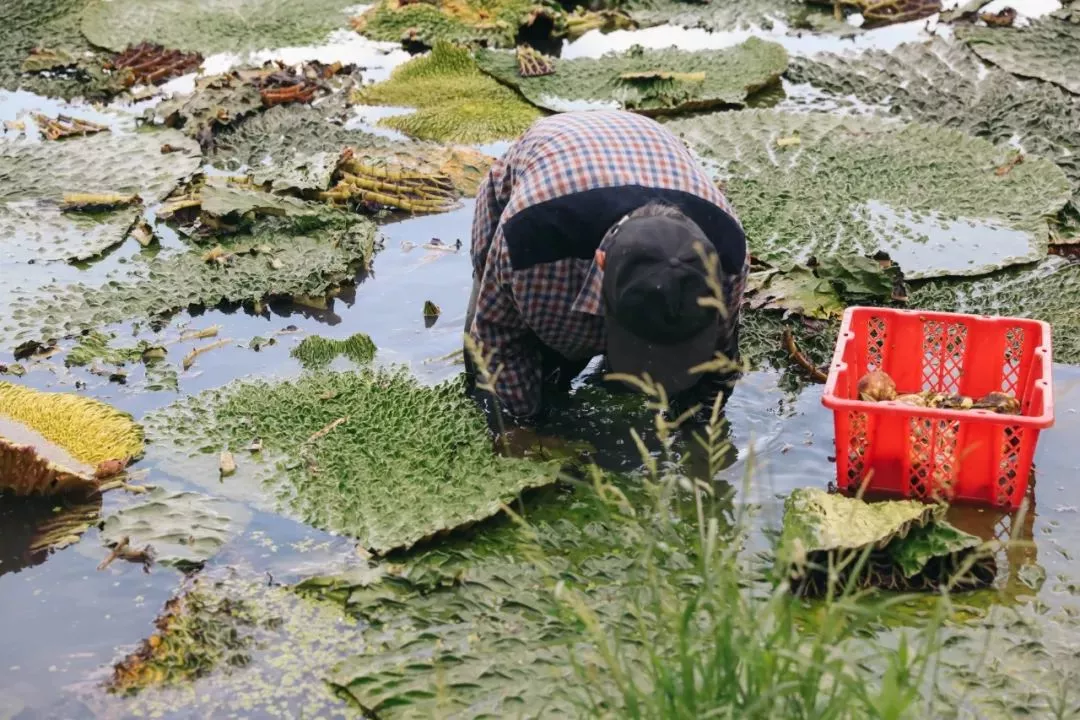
[80, 0, 358, 55]
[151, 73, 265, 147]
[778, 487, 994, 596]
[351, 0, 565, 48]
[66, 330, 165, 367]
[0, 129, 200, 262]
[665, 109, 1071, 279]
[354, 41, 543, 143]
[248, 150, 339, 194]
[787, 38, 1080, 224]
[2, 210, 376, 347]
[745, 254, 902, 319]
[620, 0, 852, 34]
[910, 255, 1080, 365]
[99, 488, 234, 571]
[145, 367, 562, 554]
[475, 38, 787, 115]
[211, 103, 388, 170]
[198, 181, 325, 223]
[957, 14, 1080, 96]
[290, 333, 376, 369]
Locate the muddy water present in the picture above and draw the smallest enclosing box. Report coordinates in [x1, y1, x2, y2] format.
[2, 8, 1079, 718]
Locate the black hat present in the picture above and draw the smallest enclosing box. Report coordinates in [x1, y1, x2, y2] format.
[602, 211, 721, 396]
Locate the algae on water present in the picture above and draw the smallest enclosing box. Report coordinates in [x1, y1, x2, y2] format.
[353, 41, 544, 144]
[475, 38, 788, 115]
[665, 109, 1071, 280]
[81, 0, 358, 55]
[145, 367, 561, 554]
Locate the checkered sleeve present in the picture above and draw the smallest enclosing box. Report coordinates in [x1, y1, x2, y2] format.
[470, 231, 543, 424]
[470, 152, 514, 280]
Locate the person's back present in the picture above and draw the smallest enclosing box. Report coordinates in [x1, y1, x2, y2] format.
[465, 110, 748, 432]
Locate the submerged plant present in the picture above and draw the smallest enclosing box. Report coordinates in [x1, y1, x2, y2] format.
[352, 41, 544, 144]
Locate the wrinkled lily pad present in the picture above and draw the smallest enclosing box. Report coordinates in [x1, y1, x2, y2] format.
[291, 333, 376, 369]
[2, 211, 376, 347]
[911, 256, 1080, 365]
[788, 38, 1080, 222]
[211, 104, 388, 170]
[476, 38, 787, 115]
[0, 129, 200, 262]
[957, 15, 1080, 96]
[744, 253, 902, 319]
[351, 0, 564, 48]
[621, 0, 850, 33]
[0, 381, 144, 496]
[0, 0, 105, 100]
[145, 368, 562, 554]
[198, 181, 325, 223]
[779, 488, 994, 596]
[81, 0, 358, 55]
[248, 150, 339, 194]
[353, 41, 543, 143]
[66, 330, 165, 367]
[99, 488, 233, 571]
[151, 73, 265, 147]
[666, 109, 1071, 279]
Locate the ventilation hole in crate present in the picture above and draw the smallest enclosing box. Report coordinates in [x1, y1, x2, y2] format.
[921, 320, 944, 391]
[907, 417, 932, 498]
[996, 426, 1023, 505]
[867, 317, 886, 372]
[847, 411, 869, 485]
[929, 419, 960, 501]
[942, 324, 967, 394]
[1002, 327, 1024, 394]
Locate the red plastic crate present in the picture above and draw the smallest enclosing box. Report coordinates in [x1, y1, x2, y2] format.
[821, 307, 1054, 510]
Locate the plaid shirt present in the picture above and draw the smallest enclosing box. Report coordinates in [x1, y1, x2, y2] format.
[468, 110, 747, 421]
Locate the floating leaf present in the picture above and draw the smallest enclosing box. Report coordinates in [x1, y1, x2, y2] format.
[351, 0, 565, 48]
[290, 333, 377, 369]
[0, 381, 144, 496]
[0, 129, 200, 262]
[81, 0, 359, 55]
[0, 0, 106, 101]
[666, 109, 1071, 279]
[476, 38, 788, 114]
[778, 487, 995, 596]
[145, 368, 562, 554]
[957, 13, 1080, 96]
[804, 0, 940, 28]
[98, 488, 233, 570]
[4, 211, 376, 347]
[353, 41, 543, 143]
[620, 0, 850, 33]
[787, 37, 1080, 222]
[152, 71, 265, 147]
[66, 331, 166, 367]
[910, 255, 1080, 364]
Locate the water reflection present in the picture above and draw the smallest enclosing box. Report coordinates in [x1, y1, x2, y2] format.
[0, 493, 102, 580]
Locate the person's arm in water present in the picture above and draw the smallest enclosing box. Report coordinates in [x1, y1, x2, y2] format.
[464, 152, 548, 434]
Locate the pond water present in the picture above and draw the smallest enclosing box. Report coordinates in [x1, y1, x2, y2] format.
[1, 6, 1079, 719]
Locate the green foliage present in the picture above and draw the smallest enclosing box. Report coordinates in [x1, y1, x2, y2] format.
[151, 74, 265, 146]
[353, 0, 563, 48]
[745, 253, 902, 320]
[211, 104, 388, 170]
[99, 488, 234, 571]
[618, 0, 850, 33]
[354, 41, 543, 143]
[0, 129, 201, 262]
[144, 367, 562, 553]
[957, 14, 1080, 96]
[80, 0, 358, 55]
[787, 38, 1080, 223]
[910, 255, 1080, 364]
[665, 109, 1071, 279]
[66, 330, 164, 367]
[476, 38, 788, 115]
[1, 211, 376, 347]
[290, 332, 377, 369]
[0, 0, 107, 100]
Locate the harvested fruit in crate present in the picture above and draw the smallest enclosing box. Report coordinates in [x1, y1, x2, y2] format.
[856, 370, 1021, 414]
[822, 307, 1054, 510]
